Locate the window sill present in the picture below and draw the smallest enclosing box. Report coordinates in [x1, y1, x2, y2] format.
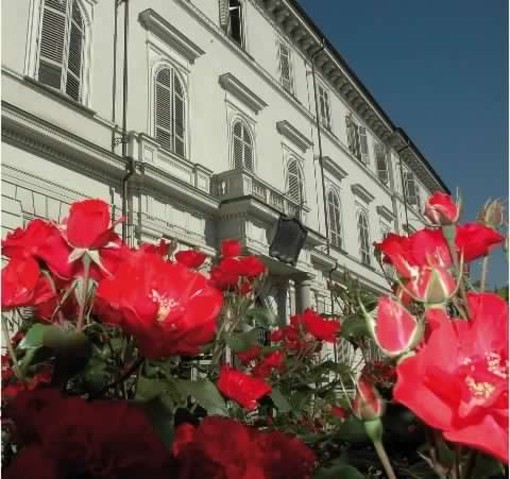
[23, 76, 95, 117]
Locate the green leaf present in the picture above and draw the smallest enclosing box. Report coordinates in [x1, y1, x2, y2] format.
[139, 398, 174, 447]
[82, 358, 108, 391]
[136, 377, 167, 401]
[340, 315, 369, 340]
[245, 306, 275, 327]
[472, 452, 506, 478]
[225, 329, 263, 353]
[18, 324, 55, 350]
[175, 378, 228, 416]
[270, 388, 292, 413]
[314, 464, 364, 479]
[334, 418, 370, 443]
[289, 390, 312, 412]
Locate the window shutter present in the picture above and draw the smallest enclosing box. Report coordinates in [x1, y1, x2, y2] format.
[375, 143, 389, 184]
[233, 122, 244, 170]
[242, 124, 253, 171]
[65, 2, 84, 100]
[173, 74, 185, 156]
[327, 191, 342, 249]
[359, 126, 369, 165]
[228, 0, 243, 45]
[345, 116, 354, 153]
[278, 43, 292, 93]
[357, 211, 371, 265]
[155, 68, 173, 151]
[38, 0, 68, 90]
[219, 0, 229, 31]
[405, 172, 418, 206]
[287, 159, 303, 203]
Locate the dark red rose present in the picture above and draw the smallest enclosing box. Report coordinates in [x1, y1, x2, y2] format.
[455, 223, 504, 262]
[330, 406, 348, 421]
[270, 328, 284, 342]
[300, 309, 340, 343]
[4, 445, 59, 479]
[236, 344, 262, 365]
[394, 292, 508, 463]
[217, 366, 271, 410]
[221, 239, 242, 257]
[95, 250, 222, 358]
[424, 192, 459, 225]
[175, 249, 207, 269]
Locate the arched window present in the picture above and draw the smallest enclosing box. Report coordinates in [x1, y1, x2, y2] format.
[37, 0, 85, 101]
[154, 67, 186, 156]
[327, 190, 342, 249]
[357, 209, 371, 265]
[232, 120, 253, 171]
[287, 159, 304, 204]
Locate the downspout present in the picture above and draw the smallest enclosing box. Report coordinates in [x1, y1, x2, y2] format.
[396, 141, 411, 234]
[111, 0, 120, 152]
[120, 0, 135, 245]
[310, 39, 341, 362]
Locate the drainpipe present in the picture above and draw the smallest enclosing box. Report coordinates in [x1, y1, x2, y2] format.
[396, 141, 411, 234]
[111, 0, 120, 152]
[119, 0, 134, 244]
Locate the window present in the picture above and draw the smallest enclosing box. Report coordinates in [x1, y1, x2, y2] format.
[404, 171, 420, 208]
[357, 209, 371, 265]
[346, 116, 369, 164]
[278, 42, 293, 93]
[374, 142, 389, 184]
[227, 0, 243, 46]
[154, 67, 186, 156]
[318, 85, 331, 129]
[232, 120, 253, 171]
[327, 190, 342, 249]
[286, 159, 304, 204]
[37, 0, 85, 101]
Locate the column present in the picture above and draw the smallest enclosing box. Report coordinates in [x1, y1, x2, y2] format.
[295, 276, 312, 313]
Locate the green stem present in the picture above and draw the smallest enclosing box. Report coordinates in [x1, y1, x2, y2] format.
[1, 315, 25, 384]
[76, 254, 91, 331]
[479, 255, 489, 292]
[462, 450, 478, 479]
[373, 439, 397, 479]
[453, 445, 462, 479]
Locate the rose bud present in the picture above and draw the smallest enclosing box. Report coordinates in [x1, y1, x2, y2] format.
[366, 296, 423, 357]
[352, 377, 385, 421]
[477, 198, 505, 229]
[405, 266, 457, 305]
[424, 192, 460, 225]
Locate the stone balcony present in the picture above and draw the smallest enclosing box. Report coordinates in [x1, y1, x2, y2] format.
[212, 168, 307, 222]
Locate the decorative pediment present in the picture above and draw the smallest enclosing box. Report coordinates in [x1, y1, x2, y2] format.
[351, 183, 375, 204]
[139, 9, 205, 63]
[376, 205, 394, 222]
[276, 120, 312, 152]
[218, 73, 267, 114]
[322, 156, 347, 181]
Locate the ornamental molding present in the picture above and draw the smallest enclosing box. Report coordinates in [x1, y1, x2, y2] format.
[376, 205, 395, 222]
[138, 9, 205, 63]
[276, 120, 312, 152]
[351, 183, 375, 204]
[322, 155, 348, 181]
[218, 73, 268, 114]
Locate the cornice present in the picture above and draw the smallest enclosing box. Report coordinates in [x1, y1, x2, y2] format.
[376, 205, 395, 223]
[322, 155, 348, 181]
[276, 120, 312, 152]
[351, 183, 375, 204]
[139, 9, 205, 63]
[219, 73, 267, 114]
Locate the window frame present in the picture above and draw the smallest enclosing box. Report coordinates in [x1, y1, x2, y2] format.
[152, 64, 188, 157]
[374, 141, 389, 185]
[318, 84, 331, 129]
[346, 115, 369, 165]
[286, 157, 304, 205]
[327, 188, 343, 250]
[404, 170, 421, 209]
[231, 118, 254, 171]
[227, 0, 244, 47]
[277, 40, 294, 94]
[357, 208, 371, 266]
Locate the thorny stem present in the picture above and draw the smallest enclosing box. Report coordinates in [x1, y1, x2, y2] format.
[76, 254, 91, 332]
[1, 315, 25, 384]
[479, 255, 489, 292]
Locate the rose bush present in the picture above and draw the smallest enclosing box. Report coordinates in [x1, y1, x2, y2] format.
[1, 192, 507, 479]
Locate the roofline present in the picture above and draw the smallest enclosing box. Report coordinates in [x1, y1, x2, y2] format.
[286, 0, 449, 194]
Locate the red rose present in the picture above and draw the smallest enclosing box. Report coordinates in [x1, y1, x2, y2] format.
[331, 405, 348, 421]
[2, 219, 55, 259]
[175, 249, 207, 269]
[424, 192, 459, 225]
[236, 344, 262, 365]
[368, 295, 421, 357]
[300, 309, 340, 343]
[1, 258, 55, 310]
[95, 250, 222, 358]
[352, 377, 385, 421]
[65, 198, 117, 249]
[394, 292, 508, 463]
[252, 350, 285, 378]
[210, 255, 266, 291]
[4, 445, 59, 479]
[405, 265, 457, 304]
[139, 238, 172, 257]
[221, 239, 242, 257]
[455, 223, 504, 262]
[270, 328, 284, 342]
[217, 366, 271, 410]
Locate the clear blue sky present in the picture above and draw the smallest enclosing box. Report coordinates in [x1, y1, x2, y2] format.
[298, 0, 508, 287]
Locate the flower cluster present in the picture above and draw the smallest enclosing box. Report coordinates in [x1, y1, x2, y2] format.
[172, 416, 316, 479]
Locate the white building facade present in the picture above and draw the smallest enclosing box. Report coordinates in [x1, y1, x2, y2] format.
[2, 0, 448, 332]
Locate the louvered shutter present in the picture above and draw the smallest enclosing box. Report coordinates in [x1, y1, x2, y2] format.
[345, 116, 355, 154]
[228, 0, 242, 45]
[66, 1, 84, 100]
[38, 0, 68, 90]
[405, 172, 418, 206]
[357, 211, 371, 265]
[375, 143, 389, 184]
[279, 43, 292, 93]
[173, 74, 185, 156]
[233, 121, 244, 169]
[319, 87, 330, 128]
[242, 124, 253, 171]
[287, 159, 303, 203]
[219, 0, 229, 31]
[155, 68, 173, 151]
[328, 191, 342, 249]
[359, 126, 369, 165]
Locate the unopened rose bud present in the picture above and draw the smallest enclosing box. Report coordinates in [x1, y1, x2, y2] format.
[352, 377, 385, 421]
[366, 296, 423, 357]
[478, 199, 505, 229]
[406, 266, 457, 305]
[424, 192, 460, 225]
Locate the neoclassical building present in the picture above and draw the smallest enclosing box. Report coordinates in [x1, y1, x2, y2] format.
[2, 0, 448, 342]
